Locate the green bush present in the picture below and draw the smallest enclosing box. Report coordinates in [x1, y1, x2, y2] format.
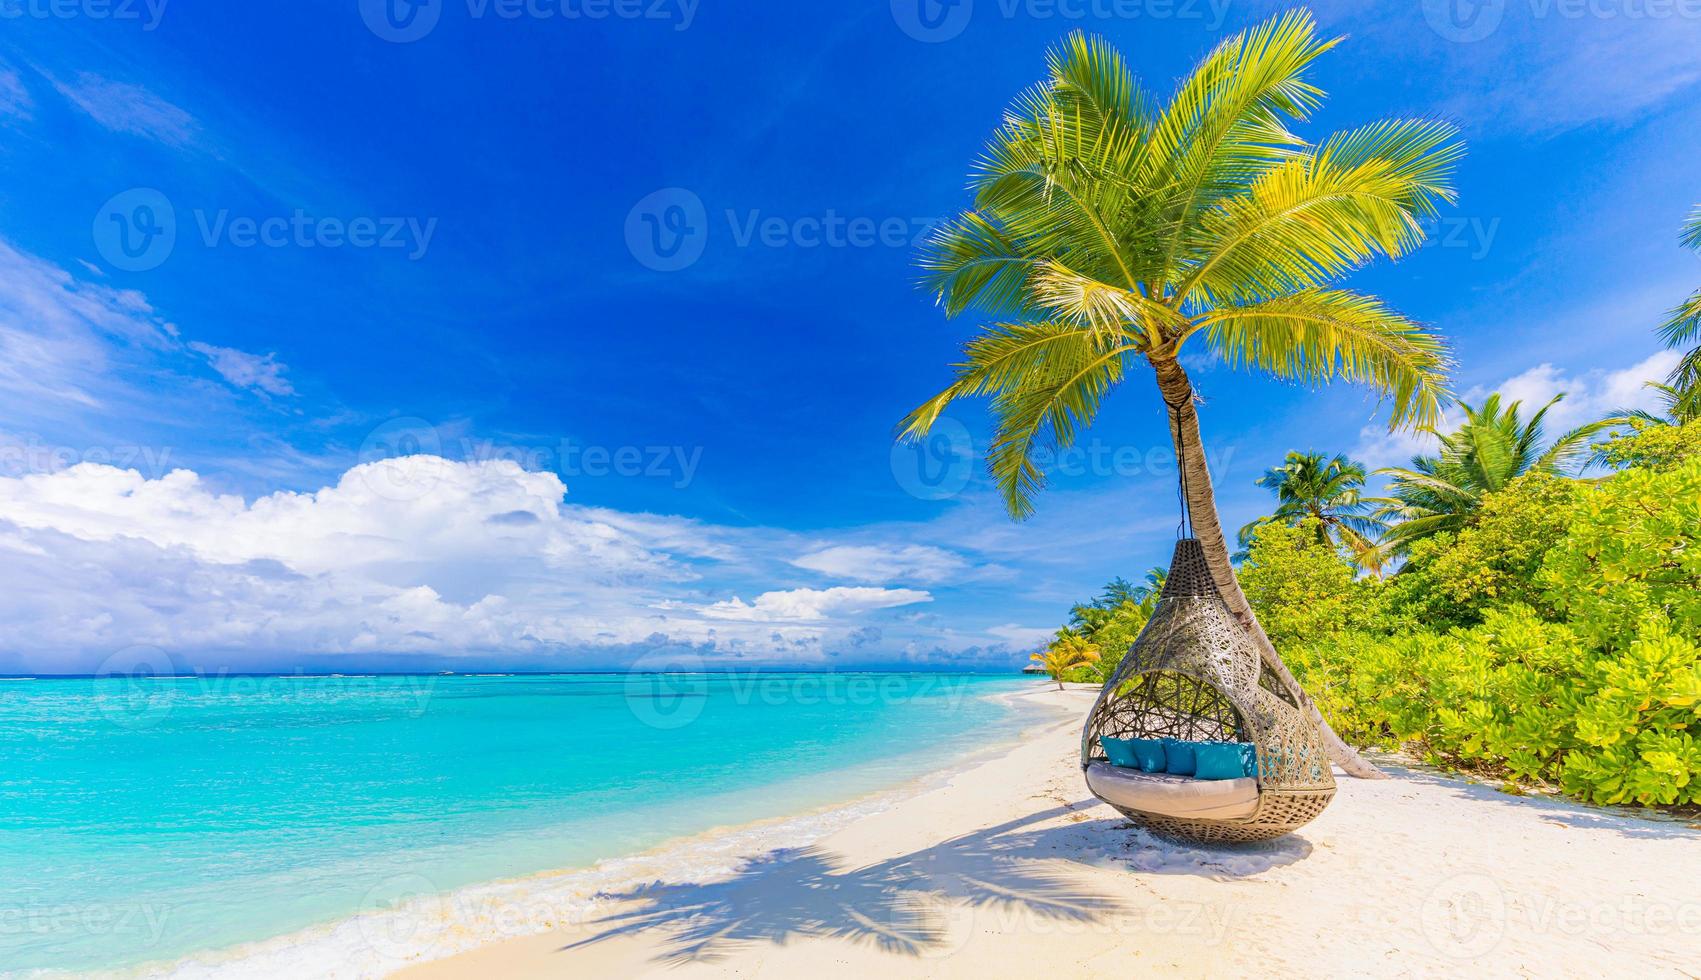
[1594, 418, 1701, 471]
[1242, 458, 1701, 808]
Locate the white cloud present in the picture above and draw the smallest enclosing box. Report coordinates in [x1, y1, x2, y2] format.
[0, 238, 178, 413]
[1464, 349, 1682, 435]
[188, 342, 295, 397]
[48, 72, 197, 146]
[791, 543, 968, 584]
[0, 62, 32, 120]
[701, 586, 932, 623]
[0, 457, 975, 671]
[1353, 349, 1681, 470]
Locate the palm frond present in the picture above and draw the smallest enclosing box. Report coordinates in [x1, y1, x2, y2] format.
[1143, 10, 1338, 289]
[918, 211, 1039, 318]
[1196, 288, 1451, 427]
[1177, 118, 1463, 305]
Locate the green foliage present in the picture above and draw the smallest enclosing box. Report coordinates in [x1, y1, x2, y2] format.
[1539, 457, 1701, 649]
[1374, 394, 1614, 558]
[1238, 452, 1386, 571]
[1236, 519, 1372, 650]
[1389, 473, 1583, 626]
[1595, 418, 1701, 472]
[899, 13, 1460, 520]
[1258, 457, 1701, 808]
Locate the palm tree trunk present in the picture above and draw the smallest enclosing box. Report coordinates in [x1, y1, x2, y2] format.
[1151, 356, 1386, 779]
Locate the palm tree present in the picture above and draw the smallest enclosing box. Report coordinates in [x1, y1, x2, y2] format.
[1031, 632, 1100, 690]
[1374, 394, 1612, 556]
[1609, 380, 1700, 428]
[1660, 206, 1701, 395]
[898, 13, 1461, 777]
[1239, 451, 1387, 570]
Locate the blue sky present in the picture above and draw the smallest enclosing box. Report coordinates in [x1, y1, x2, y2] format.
[0, 0, 1696, 673]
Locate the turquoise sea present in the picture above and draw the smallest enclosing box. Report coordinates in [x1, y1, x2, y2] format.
[0, 673, 1035, 975]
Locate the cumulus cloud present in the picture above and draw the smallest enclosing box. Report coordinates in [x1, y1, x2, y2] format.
[188, 342, 295, 397]
[701, 586, 932, 623]
[0, 457, 973, 672]
[791, 543, 968, 585]
[1352, 349, 1681, 470]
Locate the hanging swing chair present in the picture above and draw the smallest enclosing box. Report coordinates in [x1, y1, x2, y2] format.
[1080, 538, 1336, 844]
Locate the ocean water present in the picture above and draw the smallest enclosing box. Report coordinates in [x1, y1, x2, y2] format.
[0, 673, 1035, 975]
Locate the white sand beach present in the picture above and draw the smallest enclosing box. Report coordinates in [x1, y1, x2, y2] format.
[390, 687, 1701, 979]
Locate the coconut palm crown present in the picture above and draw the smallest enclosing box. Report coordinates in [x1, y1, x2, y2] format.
[898, 12, 1463, 776]
[1239, 451, 1387, 568]
[1661, 205, 1701, 394]
[1374, 393, 1613, 556]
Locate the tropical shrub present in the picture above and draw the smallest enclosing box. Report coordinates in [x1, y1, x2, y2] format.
[1236, 519, 1374, 650]
[1595, 418, 1701, 472]
[1271, 457, 1701, 806]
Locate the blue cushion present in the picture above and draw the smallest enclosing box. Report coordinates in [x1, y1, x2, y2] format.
[1129, 739, 1168, 773]
[1161, 739, 1197, 776]
[1194, 741, 1258, 780]
[1100, 737, 1139, 769]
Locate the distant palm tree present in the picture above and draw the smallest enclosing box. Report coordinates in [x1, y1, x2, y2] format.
[1660, 206, 1701, 395]
[1239, 451, 1387, 570]
[1609, 380, 1700, 428]
[1375, 394, 1612, 556]
[1031, 632, 1100, 690]
[1128, 567, 1168, 613]
[898, 13, 1461, 778]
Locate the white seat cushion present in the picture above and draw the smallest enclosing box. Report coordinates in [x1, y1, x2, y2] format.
[1086, 761, 1259, 821]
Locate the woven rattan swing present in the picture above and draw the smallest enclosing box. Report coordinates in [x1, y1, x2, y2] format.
[1080, 406, 1335, 844]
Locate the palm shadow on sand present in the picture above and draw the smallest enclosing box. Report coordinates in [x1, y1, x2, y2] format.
[562, 800, 1311, 965]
